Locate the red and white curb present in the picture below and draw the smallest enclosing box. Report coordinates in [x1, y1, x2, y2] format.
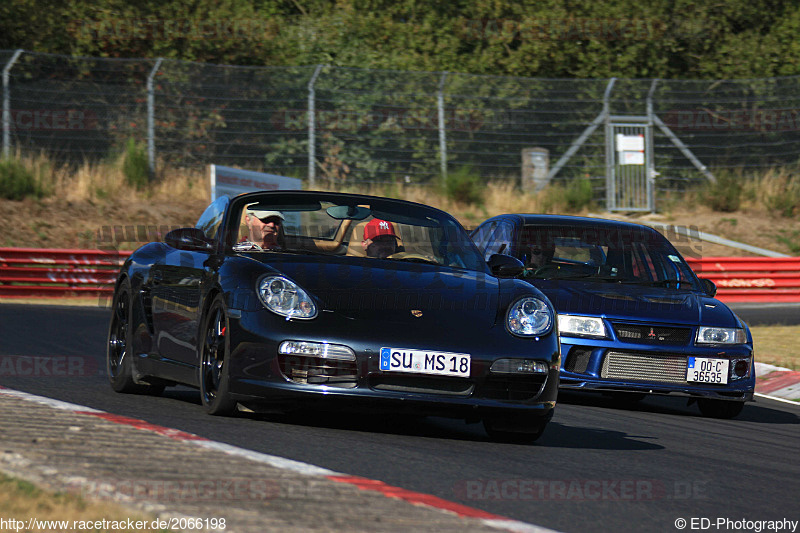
[755, 362, 800, 403]
[0, 386, 555, 533]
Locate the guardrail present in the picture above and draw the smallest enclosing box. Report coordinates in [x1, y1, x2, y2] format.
[1, 248, 798, 303]
[0, 248, 129, 298]
[686, 257, 800, 303]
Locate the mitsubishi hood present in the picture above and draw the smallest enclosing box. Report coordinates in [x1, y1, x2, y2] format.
[531, 279, 742, 328]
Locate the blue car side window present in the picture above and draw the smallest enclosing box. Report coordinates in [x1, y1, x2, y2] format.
[483, 222, 514, 261]
[471, 222, 497, 255]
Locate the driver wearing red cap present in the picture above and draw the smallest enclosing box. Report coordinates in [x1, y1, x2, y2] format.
[362, 218, 399, 259]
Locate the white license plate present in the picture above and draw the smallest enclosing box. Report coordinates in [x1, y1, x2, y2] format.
[686, 357, 729, 384]
[379, 347, 471, 377]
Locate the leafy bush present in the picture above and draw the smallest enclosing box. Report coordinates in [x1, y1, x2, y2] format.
[442, 166, 484, 206]
[700, 171, 743, 212]
[563, 178, 596, 212]
[0, 158, 41, 200]
[762, 176, 800, 217]
[122, 139, 149, 190]
[539, 178, 596, 213]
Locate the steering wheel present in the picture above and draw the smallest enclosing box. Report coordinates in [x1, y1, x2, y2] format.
[525, 264, 560, 277]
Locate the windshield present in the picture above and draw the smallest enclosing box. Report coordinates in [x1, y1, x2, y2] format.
[518, 224, 700, 289]
[231, 194, 485, 272]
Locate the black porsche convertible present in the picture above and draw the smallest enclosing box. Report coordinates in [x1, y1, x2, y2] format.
[107, 191, 560, 441]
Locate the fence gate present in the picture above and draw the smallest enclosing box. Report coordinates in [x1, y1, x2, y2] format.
[606, 118, 654, 211]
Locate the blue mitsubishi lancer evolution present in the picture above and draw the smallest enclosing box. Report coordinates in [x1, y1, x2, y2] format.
[472, 214, 755, 419]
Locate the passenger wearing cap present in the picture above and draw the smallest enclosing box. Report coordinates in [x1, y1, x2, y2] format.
[362, 218, 399, 259]
[235, 205, 285, 251]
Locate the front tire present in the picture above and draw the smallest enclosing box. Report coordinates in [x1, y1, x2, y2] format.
[107, 280, 164, 395]
[199, 294, 237, 416]
[697, 399, 745, 419]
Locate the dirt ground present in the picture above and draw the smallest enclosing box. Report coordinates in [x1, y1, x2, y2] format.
[0, 195, 796, 257]
[0, 197, 208, 251]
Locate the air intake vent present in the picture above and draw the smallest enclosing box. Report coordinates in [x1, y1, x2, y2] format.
[278, 355, 357, 388]
[601, 351, 687, 383]
[565, 347, 592, 374]
[480, 375, 548, 401]
[369, 375, 474, 396]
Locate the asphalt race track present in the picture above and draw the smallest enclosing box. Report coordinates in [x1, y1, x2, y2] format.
[1, 303, 798, 533]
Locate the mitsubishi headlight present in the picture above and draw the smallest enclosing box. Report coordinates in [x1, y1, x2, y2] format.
[557, 314, 607, 338]
[696, 326, 746, 345]
[506, 296, 553, 336]
[257, 275, 317, 319]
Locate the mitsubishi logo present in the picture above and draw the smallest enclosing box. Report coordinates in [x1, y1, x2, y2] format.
[648, 328, 657, 339]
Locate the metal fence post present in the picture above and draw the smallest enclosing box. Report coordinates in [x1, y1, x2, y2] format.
[437, 72, 449, 181]
[548, 78, 615, 182]
[307, 64, 323, 188]
[603, 78, 617, 211]
[646, 79, 659, 211]
[2, 49, 24, 159]
[147, 57, 164, 179]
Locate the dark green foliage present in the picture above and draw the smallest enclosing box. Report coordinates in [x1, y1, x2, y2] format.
[1, 0, 798, 79]
[122, 139, 149, 190]
[700, 172, 743, 212]
[0, 158, 40, 200]
[443, 166, 484, 206]
[563, 178, 596, 212]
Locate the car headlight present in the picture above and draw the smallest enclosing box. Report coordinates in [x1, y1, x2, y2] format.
[558, 314, 607, 338]
[506, 296, 553, 336]
[696, 326, 746, 345]
[257, 275, 317, 319]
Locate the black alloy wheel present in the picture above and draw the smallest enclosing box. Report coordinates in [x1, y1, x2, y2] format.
[107, 280, 163, 395]
[199, 294, 237, 416]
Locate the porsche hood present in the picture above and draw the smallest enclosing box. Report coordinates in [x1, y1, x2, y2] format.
[275, 259, 502, 322]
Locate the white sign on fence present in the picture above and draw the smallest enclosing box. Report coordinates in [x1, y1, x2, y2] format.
[209, 165, 302, 201]
[616, 134, 645, 166]
[616, 134, 644, 152]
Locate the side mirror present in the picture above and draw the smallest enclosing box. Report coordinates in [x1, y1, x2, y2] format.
[700, 278, 717, 297]
[487, 254, 524, 278]
[164, 227, 215, 252]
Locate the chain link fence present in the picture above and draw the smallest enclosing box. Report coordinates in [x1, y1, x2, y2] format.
[3, 49, 799, 197]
